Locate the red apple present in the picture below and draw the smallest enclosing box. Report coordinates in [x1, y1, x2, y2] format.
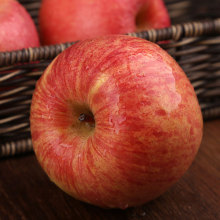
[0, 0, 40, 52]
[30, 35, 203, 209]
[39, 0, 170, 45]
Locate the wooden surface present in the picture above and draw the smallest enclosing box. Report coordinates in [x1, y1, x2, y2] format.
[0, 120, 219, 220]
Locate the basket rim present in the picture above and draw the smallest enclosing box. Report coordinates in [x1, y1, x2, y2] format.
[0, 18, 220, 67]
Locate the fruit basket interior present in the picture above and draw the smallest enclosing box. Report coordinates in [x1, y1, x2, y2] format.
[0, 0, 220, 158]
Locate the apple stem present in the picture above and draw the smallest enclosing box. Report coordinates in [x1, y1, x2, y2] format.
[78, 113, 95, 127]
[79, 113, 86, 121]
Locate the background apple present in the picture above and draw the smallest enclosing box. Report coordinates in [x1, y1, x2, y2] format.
[0, 0, 40, 52]
[39, 0, 170, 45]
[30, 35, 203, 209]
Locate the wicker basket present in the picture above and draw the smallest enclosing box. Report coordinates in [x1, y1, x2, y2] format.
[0, 0, 220, 158]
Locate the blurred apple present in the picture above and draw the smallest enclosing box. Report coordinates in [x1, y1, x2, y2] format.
[0, 0, 40, 52]
[30, 35, 203, 209]
[39, 0, 170, 45]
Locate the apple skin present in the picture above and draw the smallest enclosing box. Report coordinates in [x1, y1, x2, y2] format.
[39, 0, 170, 45]
[0, 0, 40, 52]
[30, 35, 203, 209]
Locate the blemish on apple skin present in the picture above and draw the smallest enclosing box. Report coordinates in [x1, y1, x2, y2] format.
[103, 149, 107, 156]
[60, 143, 71, 148]
[108, 115, 126, 135]
[155, 109, 166, 116]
